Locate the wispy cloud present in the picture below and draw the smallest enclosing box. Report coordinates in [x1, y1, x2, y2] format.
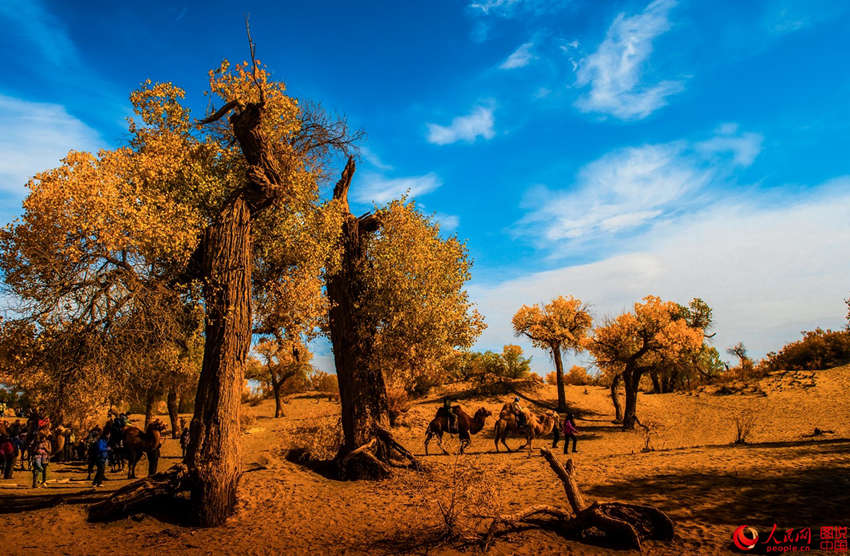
[574, 0, 684, 120]
[426, 106, 495, 146]
[516, 125, 762, 247]
[473, 178, 850, 374]
[500, 41, 536, 69]
[434, 213, 460, 232]
[359, 146, 393, 171]
[353, 172, 443, 204]
[0, 94, 104, 198]
[467, 0, 566, 41]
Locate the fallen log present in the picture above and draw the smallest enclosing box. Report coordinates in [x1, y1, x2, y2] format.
[87, 464, 189, 522]
[483, 448, 674, 551]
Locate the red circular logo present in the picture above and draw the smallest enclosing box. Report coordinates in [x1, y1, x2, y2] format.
[733, 525, 759, 551]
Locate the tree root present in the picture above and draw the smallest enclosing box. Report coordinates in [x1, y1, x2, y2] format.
[482, 448, 674, 551]
[336, 424, 423, 480]
[87, 464, 190, 522]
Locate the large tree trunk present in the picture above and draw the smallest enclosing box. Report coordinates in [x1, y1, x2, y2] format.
[184, 198, 252, 526]
[622, 368, 640, 430]
[272, 380, 283, 418]
[325, 159, 418, 479]
[144, 389, 156, 428]
[551, 344, 567, 413]
[610, 373, 623, 423]
[649, 371, 661, 394]
[167, 388, 180, 439]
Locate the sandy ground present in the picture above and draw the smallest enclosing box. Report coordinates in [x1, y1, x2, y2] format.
[1, 366, 849, 555]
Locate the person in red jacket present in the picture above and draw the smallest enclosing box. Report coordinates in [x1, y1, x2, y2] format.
[561, 411, 579, 454]
[0, 434, 15, 479]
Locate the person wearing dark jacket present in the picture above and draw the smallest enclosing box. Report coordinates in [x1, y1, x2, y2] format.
[92, 431, 110, 487]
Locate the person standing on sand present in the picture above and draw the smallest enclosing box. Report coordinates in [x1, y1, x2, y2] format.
[560, 411, 579, 454]
[442, 398, 457, 432]
[0, 433, 15, 479]
[31, 432, 51, 488]
[92, 430, 110, 488]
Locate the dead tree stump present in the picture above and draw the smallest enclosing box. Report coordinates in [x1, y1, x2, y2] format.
[483, 448, 673, 551]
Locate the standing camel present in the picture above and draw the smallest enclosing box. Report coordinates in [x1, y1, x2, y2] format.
[425, 407, 491, 455]
[122, 420, 167, 479]
[493, 403, 558, 454]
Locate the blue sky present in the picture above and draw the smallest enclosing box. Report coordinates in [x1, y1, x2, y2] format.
[2, 0, 849, 375]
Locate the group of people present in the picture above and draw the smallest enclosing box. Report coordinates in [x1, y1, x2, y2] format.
[0, 409, 132, 488]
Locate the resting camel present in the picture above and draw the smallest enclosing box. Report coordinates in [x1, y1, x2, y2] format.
[493, 403, 558, 454]
[122, 420, 167, 479]
[425, 406, 491, 455]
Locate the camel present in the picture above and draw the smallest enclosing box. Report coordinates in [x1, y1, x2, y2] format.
[121, 420, 167, 479]
[425, 406, 491, 455]
[493, 403, 558, 454]
[51, 425, 67, 461]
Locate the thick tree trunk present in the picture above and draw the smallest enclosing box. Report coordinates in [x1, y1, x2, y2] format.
[610, 373, 623, 423]
[622, 369, 640, 430]
[551, 344, 567, 413]
[325, 158, 419, 479]
[167, 389, 180, 439]
[649, 371, 661, 394]
[184, 198, 252, 526]
[272, 380, 283, 418]
[144, 389, 156, 428]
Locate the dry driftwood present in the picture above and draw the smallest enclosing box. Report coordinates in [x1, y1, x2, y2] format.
[483, 448, 674, 551]
[87, 464, 190, 522]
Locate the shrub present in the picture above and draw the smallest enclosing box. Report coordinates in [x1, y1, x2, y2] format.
[733, 409, 757, 444]
[387, 387, 410, 426]
[309, 370, 339, 393]
[565, 365, 589, 385]
[763, 328, 850, 371]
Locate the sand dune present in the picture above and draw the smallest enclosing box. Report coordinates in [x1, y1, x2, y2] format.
[2, 365, 849, 554]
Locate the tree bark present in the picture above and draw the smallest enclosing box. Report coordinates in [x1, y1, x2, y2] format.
[649, 371, 661, 394]
[144, 389, 156, 428]
[272, 379, 283, 418]
[610, 373, 623, 423]
[325, 158, 418, 479]
[622, 368, 640, 430]
[184, 198, 252, 526]
[167, 388, 180, 439]
[551, 344, 567, 412]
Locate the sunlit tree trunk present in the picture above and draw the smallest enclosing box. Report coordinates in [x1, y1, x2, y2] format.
[610, 373, 623, 423]
[326, 159, 417, 479]
[551, 343, 567, 412]
[272, 378, 284, 418]
[144, 389, 156, 428]
[622, 368, 640, 430]
[167, 388, 180, 439]
[184, 198, 252, 526]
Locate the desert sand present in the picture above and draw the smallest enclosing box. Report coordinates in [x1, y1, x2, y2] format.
[2, 365, 849, 555]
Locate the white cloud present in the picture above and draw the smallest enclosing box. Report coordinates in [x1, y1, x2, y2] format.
[434, 213, 460, 232]
[574, 0, 684, 120]
[0, 94, 104, 198]
[427, 106, 495, 146]
[516, 126, 762, 246]
[353, 172, 442, 204]
[500, 41, 536, 69]
[695, 124, 763, 166]
[359, 146, 393, 171]
[472, 180, 850, 374]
